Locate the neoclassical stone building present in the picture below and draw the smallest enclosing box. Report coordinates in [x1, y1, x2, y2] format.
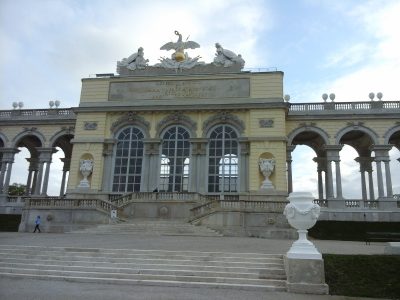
[0, 38, 399, 234]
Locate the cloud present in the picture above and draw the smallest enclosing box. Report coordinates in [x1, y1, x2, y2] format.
[324, 43, 371, 69]
[0, 0, 272, 109]
[289, 0, 400, 102]
[325, 1, 400, 101]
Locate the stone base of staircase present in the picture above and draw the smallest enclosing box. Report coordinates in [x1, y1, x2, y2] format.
[0, 245, 287, 292]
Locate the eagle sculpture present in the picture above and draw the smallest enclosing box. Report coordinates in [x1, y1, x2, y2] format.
[160, 31, 200, 62]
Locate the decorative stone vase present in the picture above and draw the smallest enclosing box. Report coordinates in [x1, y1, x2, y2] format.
[78, 159, 93, 188]
[259, 158, 275, 189]
[284, 192, 322, 259]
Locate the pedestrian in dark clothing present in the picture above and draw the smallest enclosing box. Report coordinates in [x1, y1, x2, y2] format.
[33, 216, 41, 233]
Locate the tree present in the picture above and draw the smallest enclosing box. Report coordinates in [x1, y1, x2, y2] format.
[8, 183, 26, 196]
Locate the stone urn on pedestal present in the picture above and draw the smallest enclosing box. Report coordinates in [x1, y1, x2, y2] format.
[283, 192, 328, 294]
[78, 159, 93, 188]
[259, 158, 275, 190]
[284, 192, 321, 259]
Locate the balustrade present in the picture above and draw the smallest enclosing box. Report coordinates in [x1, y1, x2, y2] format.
[289, 101, 400, 113]
[23, 196, 116, 213]
[0, 108, 75, 119]
[18, 192, 400, 221]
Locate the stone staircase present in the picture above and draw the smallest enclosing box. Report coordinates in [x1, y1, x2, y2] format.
[0, 245, 287, 291]
[68, 219, 223, 237]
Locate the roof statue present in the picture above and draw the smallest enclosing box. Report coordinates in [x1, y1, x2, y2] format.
[156, 30, 205, 69]
[116, 31, 245, 75]
[116, 47, 149, 73]
[160, 31, 200, 61]
[213, 43, 245, 68]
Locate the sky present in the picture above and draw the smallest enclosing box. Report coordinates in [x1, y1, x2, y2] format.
[0, 0, 399, 197]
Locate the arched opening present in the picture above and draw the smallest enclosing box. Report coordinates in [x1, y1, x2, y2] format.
[389, 147, 400, 196]
[208, 125, 239, 193]
[289, 129, 327, 198]
[9, 148, 29, 194]
[339, 130, 376, 200]
[112, 126, 144, 193]
[159, 126, 190, 192]
[291, 145, 318, 197]
[50, 134, 73, 196]
[339, 145, 362, 199]
[10, 135, 43, 195]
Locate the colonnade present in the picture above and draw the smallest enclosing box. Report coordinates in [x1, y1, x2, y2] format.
[0, 147, 70, 197]
[287, 144, 397, 200]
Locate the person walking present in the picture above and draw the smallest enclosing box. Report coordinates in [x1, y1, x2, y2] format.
[33, 216, 41, 233]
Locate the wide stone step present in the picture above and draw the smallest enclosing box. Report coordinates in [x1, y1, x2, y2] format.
[0, 272, 287, 292]
[0, 245, 282, 260]
[0, 245, 287, 291]
[0, 258, 285, 277]
[0, 262, 286, 279]
[0, 249, 281, 262]
[0, 266, 286, 286]
[0, 254, 283, 269]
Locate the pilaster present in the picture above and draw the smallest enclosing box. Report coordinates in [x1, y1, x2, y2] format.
[143, 139, 161, 192]
[190, 138, 208, 193]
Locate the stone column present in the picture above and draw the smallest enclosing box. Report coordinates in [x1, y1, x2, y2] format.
[239, 139, 250, 193]
[287, 146, 296, 194]
[359, 156, 375, 200]
[326, 161, 334, 199]
[313, 157, 326, 200]
[25, 157, 38, 195]
[143, 139, 161, 192]
[190, 138, 208, 193]
[0, 148, 20, 194]
[31, 169, 38, 195]
[324, 145, 343, 199]
[334, 160, 343, 199]
[59, 158, 71, 196]
[384, 160, 393, 197]
[367, 169, 375, 200]
[0, 160, 7, 192]
[375, 160, 385, 198]
[3, 162, 13, 194]
[36, 148, 57, 196]
[371, 145, 392, 199]
[101, 139, 116, 193]
[33, 149, 48, 196]
[25, 169, 33, 195]
[355, 157, 366, 200]
[34, 160, 44, 195]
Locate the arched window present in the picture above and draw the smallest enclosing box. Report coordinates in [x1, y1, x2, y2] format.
[208, 125, 238, 192]
[159, 126, 190, 192]
[112, 127, 144, 193]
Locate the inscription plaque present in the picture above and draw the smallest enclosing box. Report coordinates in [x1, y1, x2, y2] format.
[109, 79, 250, 101]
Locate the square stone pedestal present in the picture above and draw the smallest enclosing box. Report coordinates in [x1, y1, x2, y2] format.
[284, 256, 329, 294]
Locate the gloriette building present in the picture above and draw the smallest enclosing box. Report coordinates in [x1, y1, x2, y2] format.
[1, 32, 399, 235]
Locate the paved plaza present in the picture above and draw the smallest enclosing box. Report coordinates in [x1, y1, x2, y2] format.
[0, 232, 386, 300]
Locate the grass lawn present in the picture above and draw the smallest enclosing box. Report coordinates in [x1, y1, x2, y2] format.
[324, 254, 400, 299]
